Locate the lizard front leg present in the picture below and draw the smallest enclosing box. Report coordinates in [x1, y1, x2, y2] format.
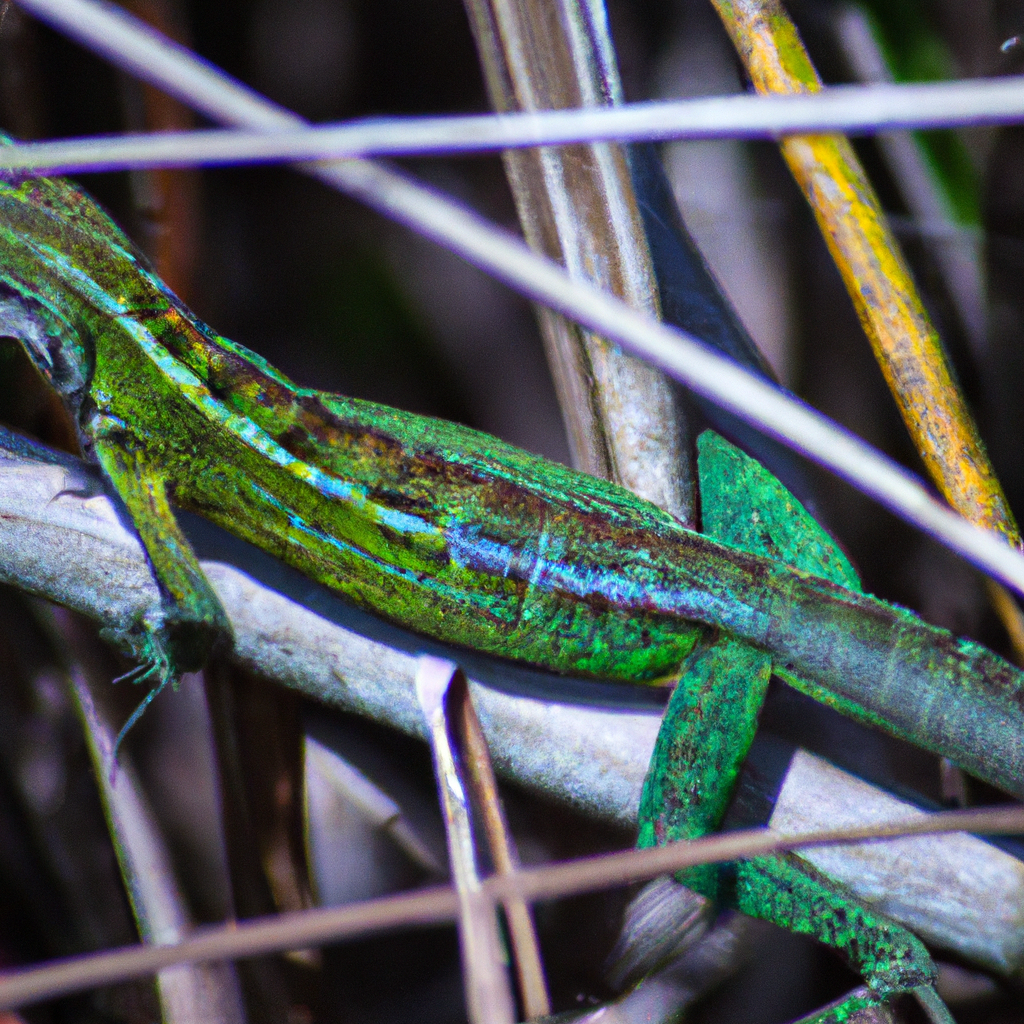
[91, 428, 232, 737]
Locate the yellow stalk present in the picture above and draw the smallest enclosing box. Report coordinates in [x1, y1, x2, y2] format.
[711, 0, 1024, 658]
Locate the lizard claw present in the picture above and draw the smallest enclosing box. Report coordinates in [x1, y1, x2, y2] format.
[110, 656, 175, 764]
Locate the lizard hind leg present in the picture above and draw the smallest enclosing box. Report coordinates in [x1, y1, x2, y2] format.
[638, 640, 951, 1020]
[791, 989, 953, 1024]
[733, 853, 952, 1024]
[643, 432, 952, 1021]
[690, 431, 953, 1022]
[637, 633, 773, 900]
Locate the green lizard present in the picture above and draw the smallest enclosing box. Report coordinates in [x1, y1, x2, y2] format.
[0, 167, 1018, 1022]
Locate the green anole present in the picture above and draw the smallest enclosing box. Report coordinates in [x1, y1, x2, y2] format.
[0, 167, 1017, 1022]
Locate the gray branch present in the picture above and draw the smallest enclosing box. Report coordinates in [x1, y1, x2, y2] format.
[0, 430, 1021, 979]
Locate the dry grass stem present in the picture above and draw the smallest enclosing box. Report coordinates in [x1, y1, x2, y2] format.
[0, 802, 1020, 1011]
[39, 607, 246, 1024]
[463, 0, 694, 523]
[417, 657, 517, 1024]
[449, 665, 551, 1019]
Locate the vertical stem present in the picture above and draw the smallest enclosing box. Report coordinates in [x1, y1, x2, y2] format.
[46, 607, 246, 1024]
[417, 657, 516, 1024]
[119, 0, 200, 302]
[449, 672, 551, 1019]
[463, 0, 696, 525]
[203, 663, 291, 1024]
[711, 0, 1017, 545]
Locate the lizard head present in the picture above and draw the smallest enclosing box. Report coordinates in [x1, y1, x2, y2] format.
[0, 287, 92, 417]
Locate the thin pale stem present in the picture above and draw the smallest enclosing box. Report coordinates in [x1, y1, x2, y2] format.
[448, 668, 551, 1019]
[38, 606, 246, 1024]
[417, 657, 516, 1024]
[3, 80, 1024, 172]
